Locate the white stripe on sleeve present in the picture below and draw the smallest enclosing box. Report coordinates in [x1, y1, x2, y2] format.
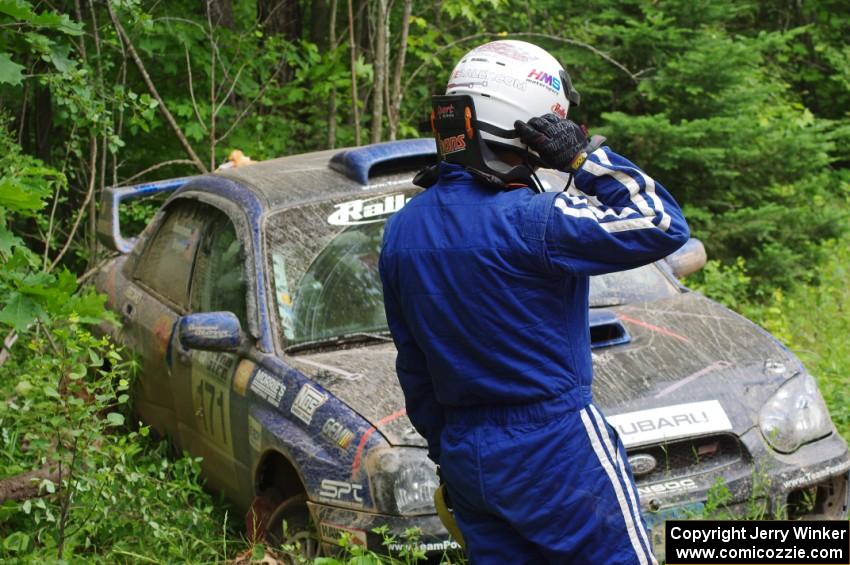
[592, 149, 672, 232]
[554, 196, 658, 233]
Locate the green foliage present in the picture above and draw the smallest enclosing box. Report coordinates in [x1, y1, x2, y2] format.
[0, 132, 105, 332]
[756, 238, 850, 442]
[0, 0, 848, 562]
[0, 323, 239, 561]
[686, 258, 752, 310]
[0, 127, 237, 562]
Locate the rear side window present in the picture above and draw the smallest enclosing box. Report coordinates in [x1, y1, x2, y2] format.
[134, 200, 207, 309]
[190, 211, 249, 330]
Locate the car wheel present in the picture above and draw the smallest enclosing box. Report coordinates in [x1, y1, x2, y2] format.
[264, 493, 321, 559]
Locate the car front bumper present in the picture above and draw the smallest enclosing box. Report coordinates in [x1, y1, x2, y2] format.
[644, 428, 850, 561]
[309, 430, 849, 561]
[307, 501, 461, 560]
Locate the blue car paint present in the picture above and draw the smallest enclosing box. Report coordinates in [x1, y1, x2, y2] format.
[330, 138, 437, 184]
[245, 354, 381, 509]
[103, 172, 390, 512]
[98, 177, 193, 253]
[166, 177, 387, 508]
[178, 312, 245, 351]
[171, 175, 274, 353]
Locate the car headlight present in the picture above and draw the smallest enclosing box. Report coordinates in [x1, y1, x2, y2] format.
[759, 373, 832, 453]
[366, 448, 438, 515]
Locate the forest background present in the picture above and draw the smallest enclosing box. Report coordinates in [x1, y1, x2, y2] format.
[0, 0, 849, 562]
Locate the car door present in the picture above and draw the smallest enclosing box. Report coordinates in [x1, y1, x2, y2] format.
[129, 199, 207, 443]
[172, 207, 250, 500]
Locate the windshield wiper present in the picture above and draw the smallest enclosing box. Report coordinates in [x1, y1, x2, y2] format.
[286, 330, 393, 354]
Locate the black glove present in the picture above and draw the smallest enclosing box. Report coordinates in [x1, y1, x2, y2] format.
[514, 114, 588, 172]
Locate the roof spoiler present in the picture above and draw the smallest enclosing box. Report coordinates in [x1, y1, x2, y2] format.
[97, 177, 192, 253]
[330, 139, 437, 185]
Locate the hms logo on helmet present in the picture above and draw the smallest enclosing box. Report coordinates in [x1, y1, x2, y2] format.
[551, 103, 568, 119]
[527, 69, 562, 92]
[439, 134, 466, 155]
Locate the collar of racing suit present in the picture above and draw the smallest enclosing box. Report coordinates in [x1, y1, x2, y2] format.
[415, 162, 531, 191]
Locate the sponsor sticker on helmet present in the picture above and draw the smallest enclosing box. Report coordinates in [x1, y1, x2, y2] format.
[551, 102, 568, 118]
[451, 68, 528, 92]
[475, 41, 535, 62]
[527, 69, 562, 93]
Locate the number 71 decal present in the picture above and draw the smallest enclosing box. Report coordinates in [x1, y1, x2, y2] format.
[191, 354, 233, 456]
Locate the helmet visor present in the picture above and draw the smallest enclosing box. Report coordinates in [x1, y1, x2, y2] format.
[560, 69, 581, 107]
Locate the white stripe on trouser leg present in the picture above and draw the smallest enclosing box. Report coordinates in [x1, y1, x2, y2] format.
[579, 408, 648, 565]
[589, 405, 658, 565]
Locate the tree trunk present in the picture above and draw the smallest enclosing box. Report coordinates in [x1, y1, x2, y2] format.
[34, 84, 53, 162]
[310, 0, 330, 48]
[210, 0, 234, 29]
[107, 1, 207, 173]
[388, 0, 412, 140]
[258, 0, 303, 83]
[327, 0, 338, 148]
[347, 0, 361, 145]
[258, 0, 302, 42]
[370, 0, 388, 144]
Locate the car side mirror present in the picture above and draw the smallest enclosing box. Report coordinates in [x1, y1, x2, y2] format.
[177, 312, 247, 353]
[665, 238, 707, 278]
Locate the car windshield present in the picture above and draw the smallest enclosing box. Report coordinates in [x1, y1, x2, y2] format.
[266, 190, 679, 348]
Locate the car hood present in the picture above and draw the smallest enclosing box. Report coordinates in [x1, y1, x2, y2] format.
[285, 292, 803, 447]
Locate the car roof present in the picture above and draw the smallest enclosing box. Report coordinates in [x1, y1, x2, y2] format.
[213, 139, 436, 212]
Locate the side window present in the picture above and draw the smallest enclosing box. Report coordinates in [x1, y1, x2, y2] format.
[191, 210, 249, 330]
[134, 200, 207, 309]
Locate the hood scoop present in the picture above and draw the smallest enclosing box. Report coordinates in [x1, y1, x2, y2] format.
[589, 310, 631, 349]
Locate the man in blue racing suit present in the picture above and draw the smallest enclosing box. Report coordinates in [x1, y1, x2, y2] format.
[380, 40, 689, 564]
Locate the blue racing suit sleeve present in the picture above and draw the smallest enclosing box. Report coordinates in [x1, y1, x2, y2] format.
[379, 254, 444, 464]
[535, 147, 690, 275]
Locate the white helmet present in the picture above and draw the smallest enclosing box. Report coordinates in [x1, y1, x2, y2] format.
[446, 40, 580, 154]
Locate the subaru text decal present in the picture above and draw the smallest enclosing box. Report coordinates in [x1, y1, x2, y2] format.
[327, 194, 411, 226]
[606, 400, 732, 447]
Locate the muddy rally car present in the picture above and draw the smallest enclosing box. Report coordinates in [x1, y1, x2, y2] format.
[95, 139, 849, 560]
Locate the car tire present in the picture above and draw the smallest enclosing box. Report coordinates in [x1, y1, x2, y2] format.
[263, 493, 321, 559]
